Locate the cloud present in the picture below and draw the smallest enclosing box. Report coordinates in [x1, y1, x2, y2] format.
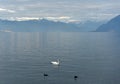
[0, 0, 120, 22]
[45, 16, 71, 20]
[0, 8, 15, 13]
[59, 16, 71, 19]
[11, 17, 40, 21]
[9, 16, 71, 21]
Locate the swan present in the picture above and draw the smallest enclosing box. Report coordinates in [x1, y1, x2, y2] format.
[51, 59, 60, 65]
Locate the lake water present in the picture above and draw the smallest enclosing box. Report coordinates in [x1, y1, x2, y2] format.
[0, 32, 120, 84]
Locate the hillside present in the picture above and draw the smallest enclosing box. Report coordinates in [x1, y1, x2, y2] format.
[0, 19, 82, 32]
[96, 15, 120, 32]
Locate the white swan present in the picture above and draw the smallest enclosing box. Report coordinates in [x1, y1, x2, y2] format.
[51, 59, 60, 65]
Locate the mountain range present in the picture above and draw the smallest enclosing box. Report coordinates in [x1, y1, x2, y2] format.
[0, 19, 103, 32]
[0, 19, 80, 32]
[1, 15, 120, 32]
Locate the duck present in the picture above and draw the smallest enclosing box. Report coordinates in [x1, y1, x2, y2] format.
[51, 59, 60, 66]
[43, 73, 48, 77]
[74, 75, 78, 80]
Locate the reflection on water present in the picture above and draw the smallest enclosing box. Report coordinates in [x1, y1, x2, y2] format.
[0, 32, 120, 84]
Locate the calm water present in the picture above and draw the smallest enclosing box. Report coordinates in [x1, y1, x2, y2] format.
[0, 32, 120, 84]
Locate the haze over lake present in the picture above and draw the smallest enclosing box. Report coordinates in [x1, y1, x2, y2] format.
[0, 32, 120, 84]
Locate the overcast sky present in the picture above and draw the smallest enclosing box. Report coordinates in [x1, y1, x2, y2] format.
[0, 0, 120, 22]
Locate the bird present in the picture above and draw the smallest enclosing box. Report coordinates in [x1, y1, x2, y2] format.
[43, 73, 48, 79]
[51, 59, 60, 66]
[74, 75, 78, 80]
[43, 73, 48, 77]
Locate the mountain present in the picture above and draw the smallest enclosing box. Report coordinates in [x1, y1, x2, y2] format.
[0, 19, 105, 32]
[74, 21, 104, 32]
[0, 19, 83, 32]
[96, 15, 120, 32]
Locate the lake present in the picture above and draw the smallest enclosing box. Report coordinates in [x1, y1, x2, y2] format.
[0, 32, 120, 84]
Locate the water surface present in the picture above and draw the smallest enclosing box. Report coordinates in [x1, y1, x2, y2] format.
[0, 32, 120, 84]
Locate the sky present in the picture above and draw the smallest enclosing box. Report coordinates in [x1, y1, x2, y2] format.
[0, 0, 120, 22]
